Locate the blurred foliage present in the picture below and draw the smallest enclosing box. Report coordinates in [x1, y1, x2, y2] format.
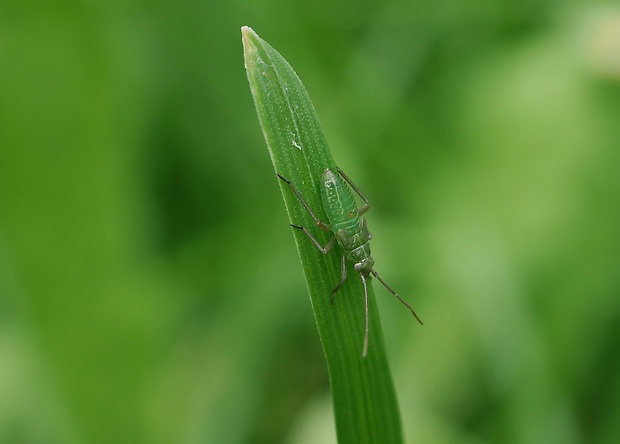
[0, 1, 619, 443]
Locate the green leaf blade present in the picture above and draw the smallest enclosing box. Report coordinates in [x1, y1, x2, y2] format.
[242, 26, 404, 444]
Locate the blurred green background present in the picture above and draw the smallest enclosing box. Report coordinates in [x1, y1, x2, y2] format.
[1, 1, 619, 443]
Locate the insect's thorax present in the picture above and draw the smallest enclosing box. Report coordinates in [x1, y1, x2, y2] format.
[339, 219, 373, 267]
[321, 169, 374, 272]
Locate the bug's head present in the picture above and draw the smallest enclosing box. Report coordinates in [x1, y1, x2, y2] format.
[354, 257, 375, 277]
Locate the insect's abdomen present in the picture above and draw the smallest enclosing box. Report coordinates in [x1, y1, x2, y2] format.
[320, 169, 359, 230]
[321, 168, 374, 272]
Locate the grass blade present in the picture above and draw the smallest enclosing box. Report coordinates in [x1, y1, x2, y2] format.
[242, 26, 404, 444]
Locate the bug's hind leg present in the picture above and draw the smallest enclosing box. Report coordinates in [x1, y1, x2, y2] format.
[277, 173, 332, 231]
[330, 254, 348, 304]
[337, 168, 370, 215]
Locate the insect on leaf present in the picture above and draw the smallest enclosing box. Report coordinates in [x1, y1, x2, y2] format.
[242, 26, 405, 444]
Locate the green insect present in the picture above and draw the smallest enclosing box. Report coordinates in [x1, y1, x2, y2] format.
[277, 168, 423, 357]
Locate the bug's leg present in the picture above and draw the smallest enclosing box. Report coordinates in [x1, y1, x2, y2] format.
[277, 174, 331, 231]
[337, 168, 370, 215]
[370, 269, 423, 325]
[330, 254, 348, 304]
[360, 217, 372, 240]
[361, 274, 370, 358]
[290, 225, 335, 254]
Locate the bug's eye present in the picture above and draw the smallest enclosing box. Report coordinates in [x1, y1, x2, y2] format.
[348, 210, 355, 218]
[354, 263, 363, 272]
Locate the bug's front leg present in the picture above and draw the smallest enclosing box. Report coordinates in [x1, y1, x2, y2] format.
[330, 254, 348, 304]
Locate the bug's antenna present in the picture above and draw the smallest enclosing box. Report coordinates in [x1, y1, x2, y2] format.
[361, 274, 369, 358]
[370, 269, 423, 325]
